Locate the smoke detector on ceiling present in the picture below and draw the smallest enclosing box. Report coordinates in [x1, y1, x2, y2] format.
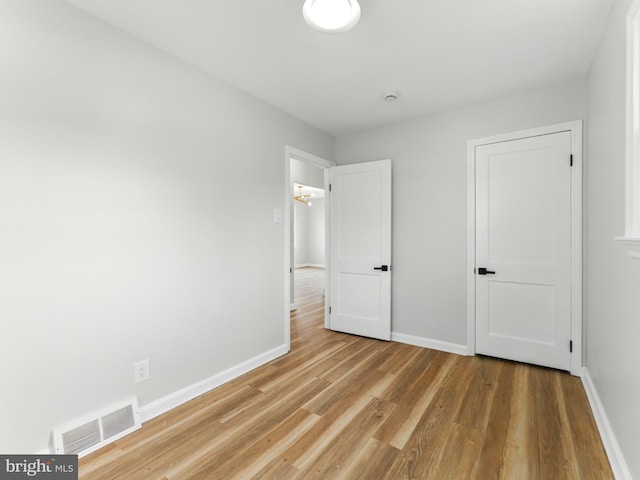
[384, 90, 400, 102]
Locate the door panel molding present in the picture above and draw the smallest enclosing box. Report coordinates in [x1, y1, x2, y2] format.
[466, 121, 583, 375]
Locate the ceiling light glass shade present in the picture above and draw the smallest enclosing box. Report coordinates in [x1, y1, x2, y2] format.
[303, 0, 361, 33]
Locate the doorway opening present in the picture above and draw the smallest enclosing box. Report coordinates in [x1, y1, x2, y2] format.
[284, 147, 334, 351]
[292, 183, 325, 310]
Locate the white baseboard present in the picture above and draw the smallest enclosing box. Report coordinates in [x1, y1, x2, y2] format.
[140, 344, 289, 423]
[581, 367, 632, 480]
[391, 332, 469, 356]
[290, 303, 297, 311]
[294, 263, 325, 268]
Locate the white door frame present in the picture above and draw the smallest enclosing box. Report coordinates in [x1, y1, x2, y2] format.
[466, 121, 583, 376]
[284, 146, 335, 351]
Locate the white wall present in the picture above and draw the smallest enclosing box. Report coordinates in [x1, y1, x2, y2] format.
[336, 81, 587, 347]
[0, 0, 333, 453]
[294, 201, 310, 265]
[586, 0, 640, 475]
[291, 158, 324, 189]
[307, 198, 325, 266]
[294, 199, 325, 267]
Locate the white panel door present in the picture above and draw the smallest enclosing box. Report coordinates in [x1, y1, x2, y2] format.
[329, 159, 391, 341]
[475, 132, 572, 370]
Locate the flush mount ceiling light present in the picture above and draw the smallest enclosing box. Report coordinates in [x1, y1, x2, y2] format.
[303, 0, 361, 33]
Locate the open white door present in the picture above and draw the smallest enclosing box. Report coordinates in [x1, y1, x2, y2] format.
[329, 160, 391, 341]
[475, 132, 572, 370]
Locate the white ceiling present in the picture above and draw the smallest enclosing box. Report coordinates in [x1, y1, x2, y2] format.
[64, 0, 613, 136]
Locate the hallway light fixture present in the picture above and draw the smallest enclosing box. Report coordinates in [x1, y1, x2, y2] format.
[294, 185, 314, 206]
[302, 0, 361, 33]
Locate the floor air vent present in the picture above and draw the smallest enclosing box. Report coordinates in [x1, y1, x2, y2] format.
[53, 398, 141, 457]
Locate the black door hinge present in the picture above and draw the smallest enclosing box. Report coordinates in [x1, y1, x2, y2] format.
[570, 154, 573, 167]
[570, 340, 573, 353]
[329, 184, 332, 192]
[329, 306, 332, 314]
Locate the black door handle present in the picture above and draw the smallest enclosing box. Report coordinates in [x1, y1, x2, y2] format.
[477, 267, 495, 275]
[374, 265, 389, 272]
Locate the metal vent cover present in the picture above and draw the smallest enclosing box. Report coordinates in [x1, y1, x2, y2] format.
[53, 398, 140, 457]
[61, 419, 101, 455]
[101, 404, 136, 441]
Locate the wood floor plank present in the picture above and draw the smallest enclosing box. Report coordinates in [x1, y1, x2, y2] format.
[453, 356, 503, 431]
[429, 357, 504, 478]
[302, 346, 391, 415]
[434, 422, 485, 479]
[383, 353, 458, 449]
[501, 364, 535, 480]
[243, 340, 346, 394]
[381, 355, 476, 480]
[473, 360, 515, 479]
[295, 397, 395, 479]
[334, 437, 399, 480]
[560, 374, 614, 479]
[410, 356, 482, 480]
[248, 459, 299, 480]
[285, 371, 393, 470]
[376, 341, 422, 375]
[163, 376, 330, 480]
[377, 347, 437, 404]
[79, 267, 614, 480]
[318, 336, 387, 384]
[531, 367, 571, 479]
[197, 409, 320, 480]
[553, 372, 582, 480]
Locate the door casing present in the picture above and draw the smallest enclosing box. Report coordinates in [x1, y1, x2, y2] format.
[466, 121, 583, 376]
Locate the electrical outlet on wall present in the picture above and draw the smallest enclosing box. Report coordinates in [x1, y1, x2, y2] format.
[134, 359, 150, 384]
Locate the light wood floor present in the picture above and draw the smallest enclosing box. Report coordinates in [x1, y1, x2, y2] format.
[79, 267, 613, 479]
